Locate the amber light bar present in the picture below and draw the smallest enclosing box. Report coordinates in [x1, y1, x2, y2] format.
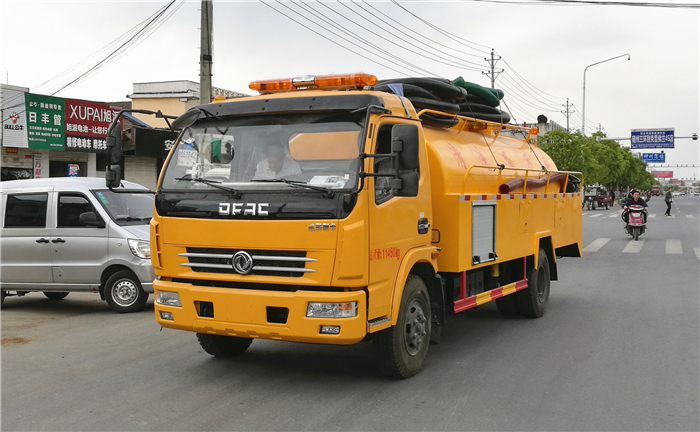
[249, 73, 377, 93]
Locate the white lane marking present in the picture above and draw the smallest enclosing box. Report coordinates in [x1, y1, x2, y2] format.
[583, 238, 611, 253]
[623, 239, 645, 253]
[695, 248, 700, 260]
[648, 214, 657, 218]
[590, 214, 603, 218]
[668, 214, 676, 218]
[686, 214, 695, 219]
[666, 239, 683, 254]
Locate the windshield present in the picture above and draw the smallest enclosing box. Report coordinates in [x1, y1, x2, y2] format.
[92, 189, 154, 225]
[159, 113, 364, 194]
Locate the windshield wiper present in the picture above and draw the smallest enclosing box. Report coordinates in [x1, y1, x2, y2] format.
[175, 177, 242, 198]
[115, 216, 151, 222]
[251, 178, 336, 198]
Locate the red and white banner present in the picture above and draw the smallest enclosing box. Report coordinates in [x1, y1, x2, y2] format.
[652, 170, 673, 178]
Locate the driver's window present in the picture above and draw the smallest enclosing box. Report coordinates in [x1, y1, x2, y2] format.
[57, 193, 100, 228]
[374, 124, 396, 204]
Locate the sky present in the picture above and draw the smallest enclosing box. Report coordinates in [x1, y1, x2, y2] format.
[2, 0, 698, 181]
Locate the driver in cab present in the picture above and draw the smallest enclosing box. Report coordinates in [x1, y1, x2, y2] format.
[253, 141, 301, 180]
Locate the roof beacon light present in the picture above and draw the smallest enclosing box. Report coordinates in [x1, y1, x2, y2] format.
[249, 73, 377, 94]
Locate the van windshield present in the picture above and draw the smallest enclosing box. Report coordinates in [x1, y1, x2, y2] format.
[91, 189, 154, 225]
[159, 113, 364, 194]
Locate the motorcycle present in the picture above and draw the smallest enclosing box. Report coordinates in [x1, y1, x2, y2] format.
[623, 204, 647, 241]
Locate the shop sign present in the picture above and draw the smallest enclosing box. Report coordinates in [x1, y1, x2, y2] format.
[64, 99, 122, 154]
[1, 87, 29, 148]
[134, 127, 179, 158]
[33, 153, 43, 178]
[25, 93, 65, 150]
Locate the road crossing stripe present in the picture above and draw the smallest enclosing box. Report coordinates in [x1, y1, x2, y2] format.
[583, 238, 611, 252]
[686, 214, 695, 219]
[623, 239, 645, 253]
[666, 239, 683, 254]
[648, 214, 657, 218]
[695, 248, 700, 260]
[590, 214, 603, 218]
[668, 215, 676, 218]
[609, 213, 619, 218]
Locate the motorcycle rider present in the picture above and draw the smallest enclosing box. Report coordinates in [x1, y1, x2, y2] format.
[622, 189, 648, 224]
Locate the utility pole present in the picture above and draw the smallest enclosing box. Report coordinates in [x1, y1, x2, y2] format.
[482, 49, 503, 89]
[199, 0, 213, 105]
[561, 98, 575, 132]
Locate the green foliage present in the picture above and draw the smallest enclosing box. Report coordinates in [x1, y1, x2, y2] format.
[538, 130, 654, 189]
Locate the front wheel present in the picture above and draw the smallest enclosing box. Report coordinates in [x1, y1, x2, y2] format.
[633, 227, 639, 241]
[43, 292, 69, 300]
[516, 249, 551, 318]
[604, 203, 609, 210]
[197, 333, 253, 357]
[104, 270, 148, 313]
[373, 275, 431, 378]
[587, 200, 592, 210]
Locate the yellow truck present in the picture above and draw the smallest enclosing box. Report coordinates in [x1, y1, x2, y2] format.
[137, 73, 581, 378]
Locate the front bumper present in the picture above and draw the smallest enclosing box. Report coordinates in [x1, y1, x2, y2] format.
[153, 279, 367, 345]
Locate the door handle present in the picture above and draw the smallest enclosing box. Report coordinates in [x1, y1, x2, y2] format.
[51, 238, 66, 243]
[36, 238, 50, 243]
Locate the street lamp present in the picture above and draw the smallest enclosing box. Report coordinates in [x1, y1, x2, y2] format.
[582, 53, 631, 136]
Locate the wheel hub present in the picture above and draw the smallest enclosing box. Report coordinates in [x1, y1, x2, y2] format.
[404, 299, 427, 356]
[113, 280, 137, 306]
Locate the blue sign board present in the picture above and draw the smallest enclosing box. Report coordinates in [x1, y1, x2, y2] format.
[642, 153, 665, 163]
[631, 128, 674, 149]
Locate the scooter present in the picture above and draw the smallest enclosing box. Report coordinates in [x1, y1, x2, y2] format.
[624, 204, 647, 241]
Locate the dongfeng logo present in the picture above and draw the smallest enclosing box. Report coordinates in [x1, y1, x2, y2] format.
[232, 251, 254, 274]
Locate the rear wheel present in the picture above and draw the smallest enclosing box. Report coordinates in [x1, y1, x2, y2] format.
[373, 275, 431, 378]
[197, 333, 253, 357]
[604, 203, 609, 210]
[516, 249, 551, 318]
[43, 292, 69, 300]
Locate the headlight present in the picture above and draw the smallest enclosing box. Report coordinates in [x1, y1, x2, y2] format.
[306, 301, 357, 318]
[155, 290, 181, 307]
[128, 239, 151, 259]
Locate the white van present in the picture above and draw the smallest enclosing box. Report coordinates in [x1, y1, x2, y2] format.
[0, 177, 154, 313]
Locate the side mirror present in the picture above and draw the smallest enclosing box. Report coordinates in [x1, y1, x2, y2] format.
[107, 121, 123, 162]
[394, 171, 419, 197]
[78, 211, 106, 228]
[106, 164, 122, 189]
[391, 124, 419, 170]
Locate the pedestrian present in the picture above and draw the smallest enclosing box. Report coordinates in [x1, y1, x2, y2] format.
[664, 187, 673, 216]
[611, 190, 616, 206]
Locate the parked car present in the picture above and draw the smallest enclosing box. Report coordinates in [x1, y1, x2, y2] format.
[0, 177, 154, 312]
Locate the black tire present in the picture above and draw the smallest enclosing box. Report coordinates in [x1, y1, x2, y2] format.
[371, 83, 439, 100]
[458, 102, 503, 115]
[407, 96, 460, 114]
[605, 203, 609, 210]
[1, 290, 6, 306]
[516, 249, 551, 318]
[419, 112, 459, 128]
[634, 227, 639, 241]
[377, 78, 467, 102]
[43, 292, 69, 300]
[495, 293, 520, 317]
[587, 200, 592, 211]
[104, 270, 148, 313]
[373, 275, 431, 378]
[197, 333, 253, 357]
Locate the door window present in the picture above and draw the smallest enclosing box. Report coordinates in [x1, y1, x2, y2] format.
[57, 194, 100, 227]
[4, 193, 48, 228]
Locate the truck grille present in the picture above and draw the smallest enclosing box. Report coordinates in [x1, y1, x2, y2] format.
[178, 247, 315, 278]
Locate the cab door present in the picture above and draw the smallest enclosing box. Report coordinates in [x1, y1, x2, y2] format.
[0, 189, 54, 285]
[50, 192, 109, 285]
[367, 121, 432, 319]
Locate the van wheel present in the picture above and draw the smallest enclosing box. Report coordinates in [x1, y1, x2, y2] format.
[104, 270, 148, 313]
[373, 275, 431, 378]
[197, 333, 253, 357]
[43, 292, 69, 300]
[517, 249, 551, 318]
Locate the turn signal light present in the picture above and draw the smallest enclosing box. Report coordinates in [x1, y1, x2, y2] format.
[249, 73, 377, 93]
